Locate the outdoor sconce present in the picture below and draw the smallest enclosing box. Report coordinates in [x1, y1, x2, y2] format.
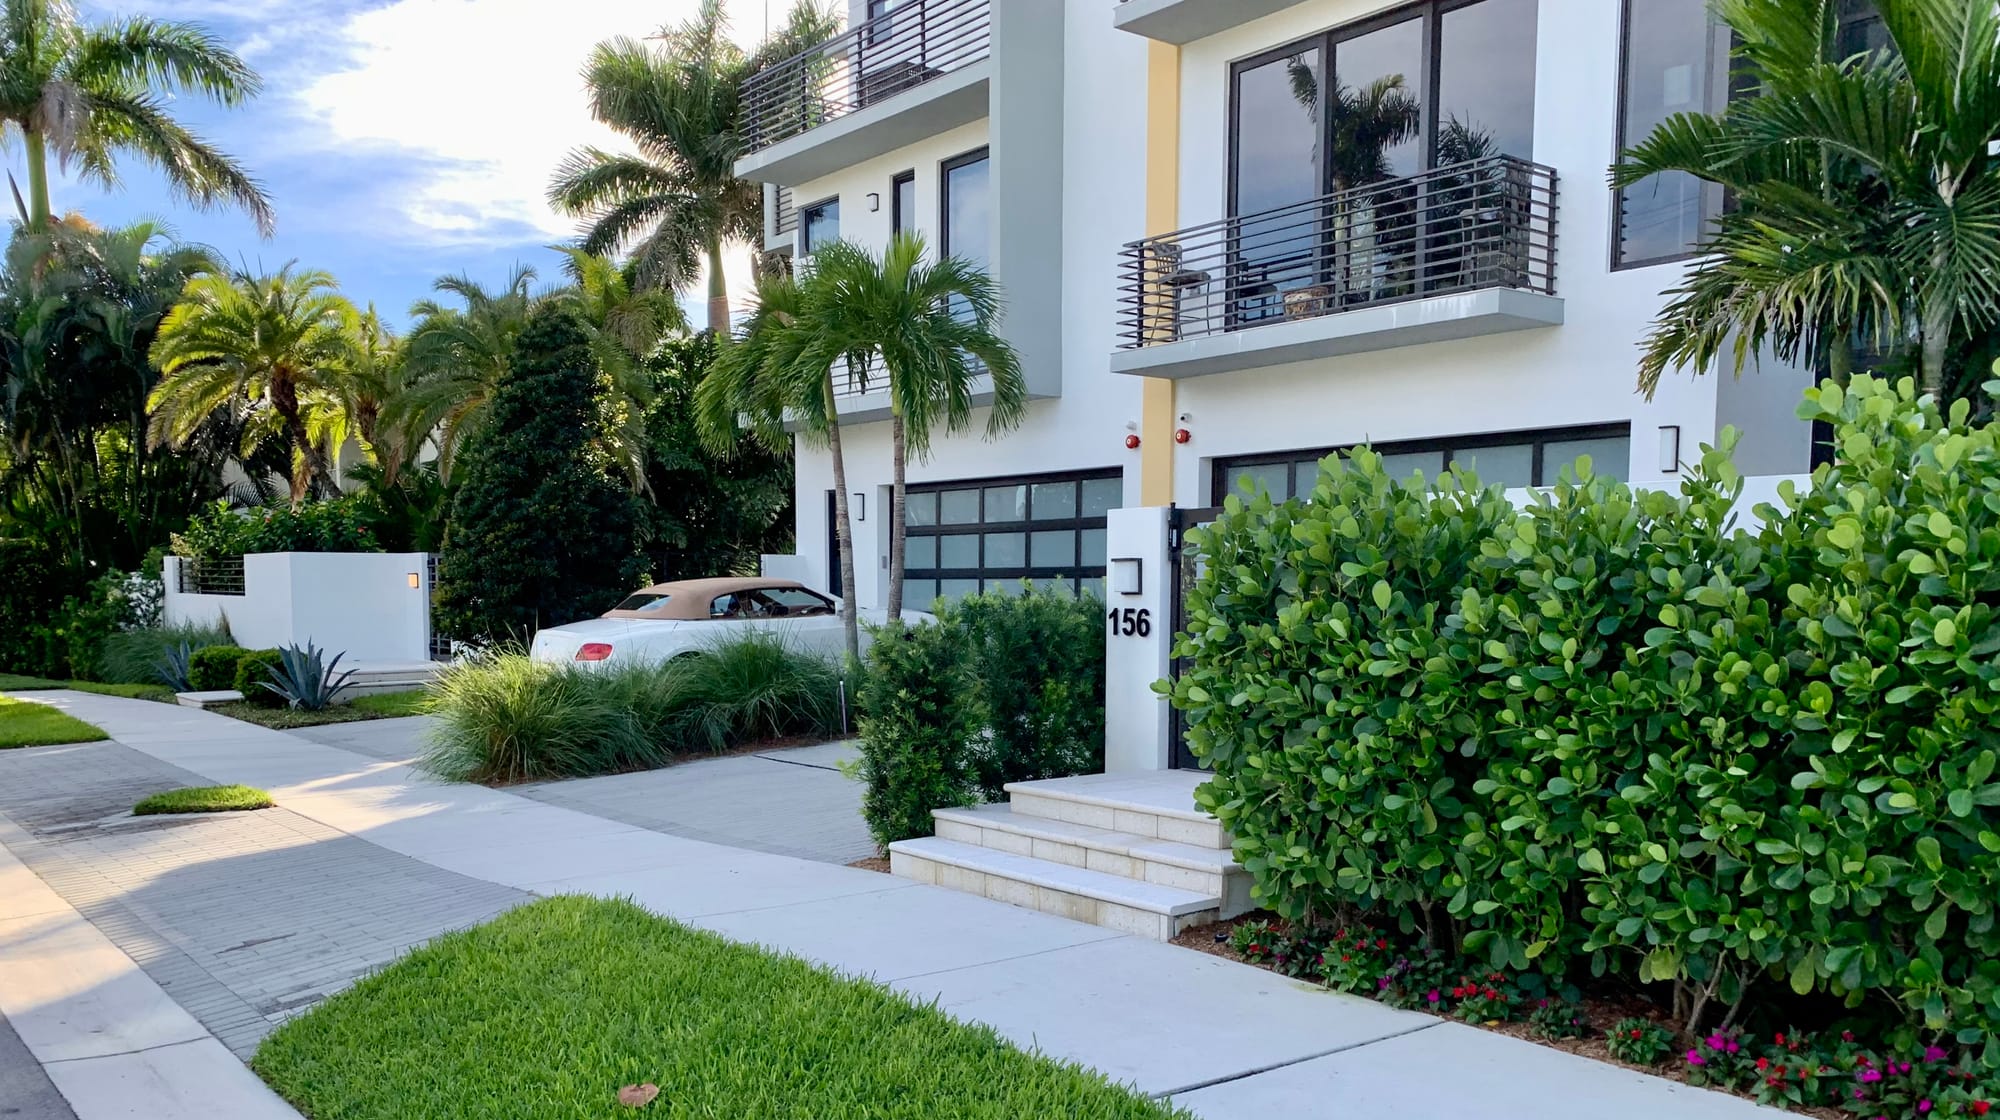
[1657, 425, 1682, 473]
[406, 572, 420, 589]
[1111, 557, 1143, 596]
[853, 492, 866, 521]
[867, 193, 880, 212]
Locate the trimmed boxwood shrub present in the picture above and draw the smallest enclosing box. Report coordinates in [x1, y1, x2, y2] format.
[232, 650, 286, 708]
[188, 645, 251, 693]
[1165, 376, 2000, 1046]
[857, 585, 1105, 848]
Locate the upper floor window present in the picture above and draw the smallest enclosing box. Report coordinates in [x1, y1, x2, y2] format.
[1228, 0, 1539, 222]
[940, 148, 990, 267]
[1614, 0, 1728, 268]
[891, 170, 917, 237]
[801, 196, 840, 254]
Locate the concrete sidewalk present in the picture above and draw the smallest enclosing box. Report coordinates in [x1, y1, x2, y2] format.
[3, 691, 1785, 1118]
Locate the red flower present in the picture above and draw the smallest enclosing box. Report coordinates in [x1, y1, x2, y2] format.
[1629, 1029, 1643, 1039]
[1971, 1101, 1989, 1116]
[1756, 1058, 1770, 1071]
[1775, 1033, 1786, 1046]
[1376, 939, 1387, 950]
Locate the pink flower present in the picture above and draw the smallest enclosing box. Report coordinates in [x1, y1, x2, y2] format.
[1923, 1047, 1948, 1063]
[1859, 1069, 1884, 1084]
[1917, 1101, 1932, 1114]
[1686, 1050, 1706, 1067]
[1425, 989, 1440, 1005]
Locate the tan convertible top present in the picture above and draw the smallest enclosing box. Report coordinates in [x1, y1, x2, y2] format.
[600, 577, 816, 621]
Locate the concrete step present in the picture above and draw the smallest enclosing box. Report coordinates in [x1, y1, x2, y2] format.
[1003, 771, 1230, 850]
[932, 803, 1253, 917]
[889, 836, 1220, 941]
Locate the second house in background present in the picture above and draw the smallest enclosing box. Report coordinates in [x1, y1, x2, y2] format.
[736, 0, 1842, 607]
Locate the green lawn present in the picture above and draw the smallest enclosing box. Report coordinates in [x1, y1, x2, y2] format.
[214, 690, 430, 729]
[252, 896, 1186, 1120]
[0, 675, 175, 703]
[0, 696, 109, 748]
[133, 785, 273, 815]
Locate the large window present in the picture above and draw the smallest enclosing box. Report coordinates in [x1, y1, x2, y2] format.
[801, 196, 841, 254]
[1215, 424, 1631, 502]
[1614, 0, 1728, 267]
[940, 148, 990, 266]
[903, 472, 1122, 606]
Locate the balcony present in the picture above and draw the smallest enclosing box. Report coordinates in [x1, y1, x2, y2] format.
[1111, 156, 1562, 381]
[1111, 0, 1318, 44]
[736, 0, 991, 186]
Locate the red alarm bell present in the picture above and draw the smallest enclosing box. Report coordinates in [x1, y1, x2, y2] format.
[1124, 434, 1141, 450]
[1175, 428, 1192, 444]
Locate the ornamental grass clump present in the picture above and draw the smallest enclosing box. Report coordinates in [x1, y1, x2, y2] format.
[1166, 375, 2000, 1049]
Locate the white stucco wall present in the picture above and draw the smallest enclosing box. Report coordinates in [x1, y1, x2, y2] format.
[164, 553, 433, 664]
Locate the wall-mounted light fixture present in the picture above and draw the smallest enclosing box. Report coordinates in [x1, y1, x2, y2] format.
[1657, 425, 1682, 473]
[853, 492, 866, 521]
[406, 572, 420, 589]
[867, 193, 880, 212]
[1111, 557, 1143, 596]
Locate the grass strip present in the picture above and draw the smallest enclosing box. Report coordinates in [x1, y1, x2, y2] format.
[253, 896, 1186, 1120]
[214, 690, 428, 729]
[0, 696, 109, 748]
[133, 785, 273, 815]
[0, 676, 174, 703]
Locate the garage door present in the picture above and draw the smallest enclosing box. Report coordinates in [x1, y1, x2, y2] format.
[903, 471, 1122, 606]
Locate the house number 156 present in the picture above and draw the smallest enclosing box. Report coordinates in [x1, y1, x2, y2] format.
[1107, 607, 1152, 638]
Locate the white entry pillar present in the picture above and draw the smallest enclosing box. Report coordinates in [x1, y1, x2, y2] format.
[1103, 506, 1176, 772]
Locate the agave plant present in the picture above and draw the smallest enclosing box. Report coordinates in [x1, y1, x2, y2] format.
[153, 642, 195, 693]
[259, 642, 356, 711]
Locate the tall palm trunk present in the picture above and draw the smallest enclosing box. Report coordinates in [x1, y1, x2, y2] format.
[1920, 288, 1951, 401]
[705, 235, 730, 335]
[886, 413, 906, 621]
[22, 130, 50, 231]
[272, 379, 338, 507]
[821, 376, 860, 664]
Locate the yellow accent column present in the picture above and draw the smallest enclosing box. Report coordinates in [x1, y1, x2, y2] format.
[1139, 40, 1180, 507]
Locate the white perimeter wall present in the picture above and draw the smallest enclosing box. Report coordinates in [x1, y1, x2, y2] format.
[164, 553, 432, 664]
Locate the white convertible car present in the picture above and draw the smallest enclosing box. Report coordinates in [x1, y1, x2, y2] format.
[529, 577, 903, 666]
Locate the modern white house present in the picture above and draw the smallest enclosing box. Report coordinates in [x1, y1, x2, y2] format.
[736, 0, 1857, 936]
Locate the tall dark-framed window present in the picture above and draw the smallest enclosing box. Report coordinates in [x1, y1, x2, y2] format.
[1612, 0, 1730, 268]
[801, 196, 840, 254]
[1225, 0, 1539, 317]
[891, 170, 917, 237]
[940, 147, 990, 266]
[903, 470, 1122, 607]
[1214, 423, 1632, 502]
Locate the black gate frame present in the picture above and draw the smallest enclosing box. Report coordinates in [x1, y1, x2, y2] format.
[1167, 506, 1223, 770]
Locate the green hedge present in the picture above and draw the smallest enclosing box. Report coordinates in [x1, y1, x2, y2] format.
[1165, 376, 2000, 1045]
[857, 586, 1105, 849]
[232, 650, 286, 707]
[188, 645, 252, 693]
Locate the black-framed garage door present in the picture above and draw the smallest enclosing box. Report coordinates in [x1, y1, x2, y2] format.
[903, 470, 1122, 606]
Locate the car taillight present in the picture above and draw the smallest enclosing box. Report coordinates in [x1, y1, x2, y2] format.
[575, 643, 613, 662]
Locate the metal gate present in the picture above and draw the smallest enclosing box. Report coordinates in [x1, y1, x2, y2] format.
[1167, 506, 1222, 770]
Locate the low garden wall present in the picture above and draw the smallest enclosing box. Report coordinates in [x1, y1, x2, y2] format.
[163, 552, 434, 665]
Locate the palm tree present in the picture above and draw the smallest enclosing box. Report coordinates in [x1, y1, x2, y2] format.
[148, 264, 361, 505]
[1614, 0, 2000, 401]
[394, 265, 539, 479]
[788, 235, 1026, 619]
[551, 246, 686, 486]
[547, 0, 839, 333]
[694, 269, 865, 661]
[0, 0, 272, 233]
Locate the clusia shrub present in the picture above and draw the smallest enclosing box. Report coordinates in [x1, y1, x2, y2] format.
[1165, 376, 2000, 1050]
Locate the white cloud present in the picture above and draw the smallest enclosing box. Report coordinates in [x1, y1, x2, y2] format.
[298, 0, 795, 247]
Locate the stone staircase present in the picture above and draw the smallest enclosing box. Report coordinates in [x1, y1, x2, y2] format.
[887, 771, 1253, 941]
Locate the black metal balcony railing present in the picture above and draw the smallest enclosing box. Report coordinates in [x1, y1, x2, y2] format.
[739, 0, 991, 154]
[1116, 156, 1558, 350]
[177, 556, 245, 596]
[773, 184, 797, 236]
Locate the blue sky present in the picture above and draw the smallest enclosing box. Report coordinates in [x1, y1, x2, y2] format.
[55, 0, 787, 327]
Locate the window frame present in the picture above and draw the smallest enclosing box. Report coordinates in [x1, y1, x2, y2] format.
[1609, 0, 1733, 271]
[902, 468, 1121, 600]
[1211, 422, 1633, 502]
[891, 169, 917, 237]
[799, 194, 841, 255]
[939, 146, 990, 261]
[1224, 0, 1535, 222]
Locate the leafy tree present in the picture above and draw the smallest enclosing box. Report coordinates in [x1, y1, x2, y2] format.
[434, 305, 643, 643]
[148, 264, 360, 505]
[638, 332, 791, 580]
[696, 269, 861, 660]
[547, 0, 838, 333]
[0, 0, 272, 233]
[781, 235, 1024, 619]
[395, 265, 539, 480]
[1614, 0, 2000, 401]
[551, 246, 684, 486]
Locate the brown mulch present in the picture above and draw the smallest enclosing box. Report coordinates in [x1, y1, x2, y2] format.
[1167, 913, 1844, 1120]
[848, 856, 891, 874]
